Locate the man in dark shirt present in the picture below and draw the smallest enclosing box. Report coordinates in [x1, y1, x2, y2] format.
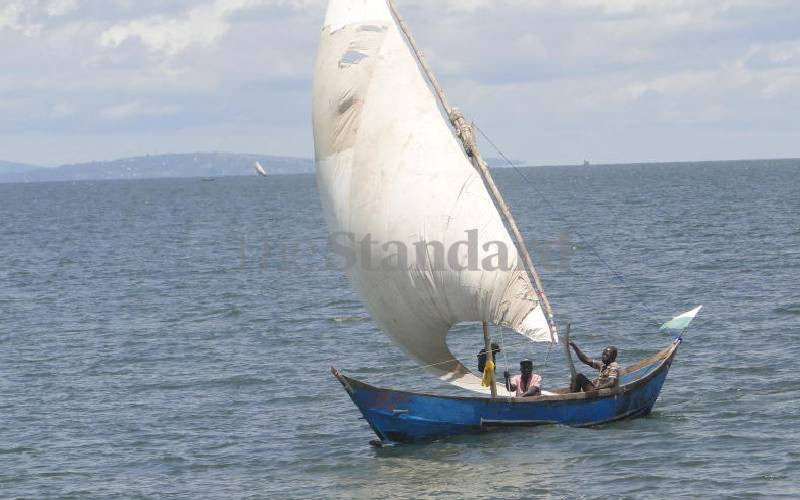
[477, 342, 500, 373]
[569, 342, 620, 392]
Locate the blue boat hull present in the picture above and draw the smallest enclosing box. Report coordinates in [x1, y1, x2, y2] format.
[333, 339, 681, 444]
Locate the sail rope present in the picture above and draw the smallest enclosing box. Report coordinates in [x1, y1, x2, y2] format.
[497, 326, 510, 374]
[472, 123, 661, 322]
[542, 341, 554, 369]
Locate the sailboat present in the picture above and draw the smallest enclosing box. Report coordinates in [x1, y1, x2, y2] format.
[254, 161, 268, 177]
[312, 0, 701, 445]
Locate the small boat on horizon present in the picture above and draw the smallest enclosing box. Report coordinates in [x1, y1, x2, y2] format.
[255, 161, 268, 177]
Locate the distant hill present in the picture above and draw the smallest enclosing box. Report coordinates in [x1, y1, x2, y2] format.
[0, 153, 314, 184]
[0, 160, 45, 175]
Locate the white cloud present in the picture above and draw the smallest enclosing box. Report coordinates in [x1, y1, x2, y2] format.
[0, 0, 41, 36]
[47, 0, 78, 17]
[0, 1, 23, 29]
[99, 0, 268, 56]
[0, 0, 78, 33]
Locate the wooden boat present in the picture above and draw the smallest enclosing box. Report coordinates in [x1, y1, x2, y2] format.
[311, 0, 702, 445]
[333, 338, 681, 444]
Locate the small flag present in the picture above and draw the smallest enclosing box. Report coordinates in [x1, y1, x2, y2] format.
[660, 306, 703, 331]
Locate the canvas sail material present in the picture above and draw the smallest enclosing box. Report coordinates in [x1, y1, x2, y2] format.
[313, 0, 555, 394]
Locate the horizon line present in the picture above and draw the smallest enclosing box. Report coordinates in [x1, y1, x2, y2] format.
[3, 152, 798, 171]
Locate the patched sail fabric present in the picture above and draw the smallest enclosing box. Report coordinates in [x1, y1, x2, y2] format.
[313, 0, 556, 394]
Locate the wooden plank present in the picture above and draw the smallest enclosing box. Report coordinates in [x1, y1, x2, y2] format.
[562, 323, 577, 390]
[482, 322, 497, 398]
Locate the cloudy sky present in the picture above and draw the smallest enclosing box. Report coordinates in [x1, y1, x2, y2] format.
[2, 0, 799, 166]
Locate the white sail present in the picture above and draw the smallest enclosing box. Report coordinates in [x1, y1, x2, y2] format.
[255, 161, 267, 176]
[313, 0, 555, 394]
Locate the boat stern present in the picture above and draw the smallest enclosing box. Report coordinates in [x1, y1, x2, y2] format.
[330, 367, 480, 444]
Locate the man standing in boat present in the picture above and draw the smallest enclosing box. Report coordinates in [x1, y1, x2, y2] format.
[503, 360, 542, 397]
[569, 342, 620, 392]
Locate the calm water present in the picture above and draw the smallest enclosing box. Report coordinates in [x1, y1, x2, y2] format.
[1, 160, 799, 498]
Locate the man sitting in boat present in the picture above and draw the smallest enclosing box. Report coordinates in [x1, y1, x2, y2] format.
[569, 342, 620, 392]
[477, 342, 500, 373]
[503, 360, 542, 397]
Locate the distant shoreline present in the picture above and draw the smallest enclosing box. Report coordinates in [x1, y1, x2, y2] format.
[0, 152, 314, 185]
[0, 154, 796, 185]
[509, 157, 800, 170]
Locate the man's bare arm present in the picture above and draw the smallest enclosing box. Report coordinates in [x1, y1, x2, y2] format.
[569, 341, 598, 368]
[503, 371, 516, 392]
[522, 386, 541, 397]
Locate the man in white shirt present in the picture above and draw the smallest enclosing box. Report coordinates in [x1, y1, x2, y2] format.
[503, 359, 542, 397]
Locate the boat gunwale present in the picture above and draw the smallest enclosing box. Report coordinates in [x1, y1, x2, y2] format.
[332, 339, 680, 404]
[479, 399, 657, 428]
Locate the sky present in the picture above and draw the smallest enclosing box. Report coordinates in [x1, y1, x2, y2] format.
[1, 0, 799, 167]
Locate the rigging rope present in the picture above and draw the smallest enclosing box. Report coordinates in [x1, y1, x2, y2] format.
[491, 323, 511, 374]
[542, 341, 554, 369]
[473, 123, 661, 323]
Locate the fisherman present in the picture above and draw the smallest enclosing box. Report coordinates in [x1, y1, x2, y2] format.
[503, 359, 542, 397]
[569, 341, 620, 392]
[477, 342, 500, 373]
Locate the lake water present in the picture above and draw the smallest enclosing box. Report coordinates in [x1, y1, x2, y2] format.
[1, 160, 799, 498]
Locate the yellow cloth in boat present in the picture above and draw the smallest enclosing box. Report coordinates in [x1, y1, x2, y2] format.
[481, 360, 495, 387]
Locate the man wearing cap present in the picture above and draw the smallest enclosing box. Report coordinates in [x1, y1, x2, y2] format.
[503, 359, 542, 397]
[569, 342, 620, 392]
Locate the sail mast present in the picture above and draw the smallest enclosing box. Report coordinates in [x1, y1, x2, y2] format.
[386, 0, 557, 342]
[482, 322, 497, 397]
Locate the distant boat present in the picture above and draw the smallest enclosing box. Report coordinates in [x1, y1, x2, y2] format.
[583, 160, 590, 166]
[255, 161, 268, 177]
[200, 177, 216, 182]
